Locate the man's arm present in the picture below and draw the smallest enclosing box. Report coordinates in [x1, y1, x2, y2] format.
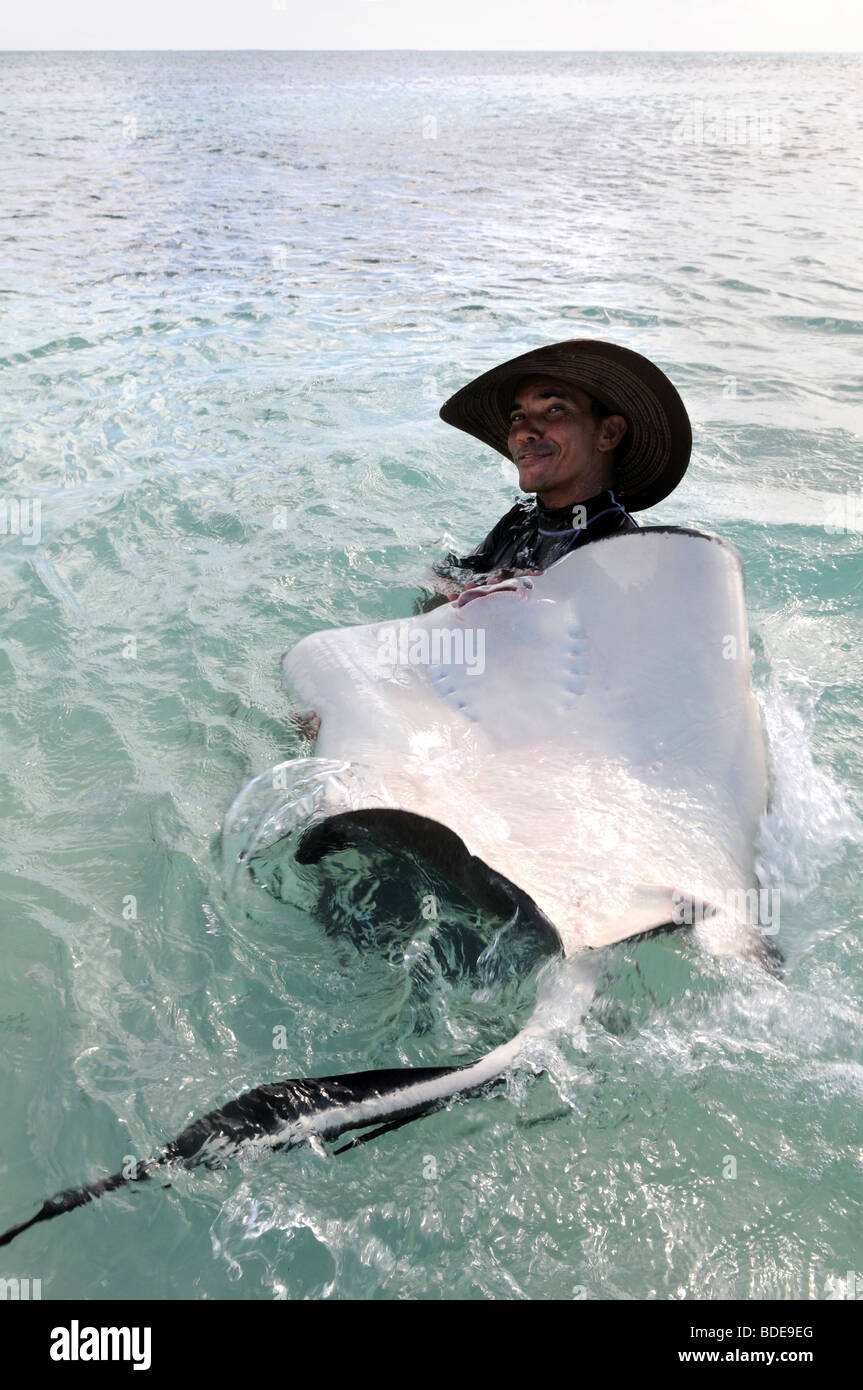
[412, 509, 519, 614]
[413, 565, 464, 614]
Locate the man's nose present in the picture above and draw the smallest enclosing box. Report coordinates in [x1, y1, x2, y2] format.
[512, 413, 544, 440]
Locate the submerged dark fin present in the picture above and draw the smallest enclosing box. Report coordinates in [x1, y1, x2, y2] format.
[331, 1110, 438, 1155]
[296, 808, 563, 959]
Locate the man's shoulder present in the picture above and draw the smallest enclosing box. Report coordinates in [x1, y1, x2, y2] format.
[586, 494, 639, 537]
[487, 495, 536, 533]
[457, 496, 536, 568]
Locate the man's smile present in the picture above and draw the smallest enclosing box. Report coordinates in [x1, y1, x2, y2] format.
[516, 447, 554, 464]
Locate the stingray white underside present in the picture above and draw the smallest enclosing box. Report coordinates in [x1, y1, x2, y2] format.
[273, 530, 768, 961]
[0, 536, 774, 1250]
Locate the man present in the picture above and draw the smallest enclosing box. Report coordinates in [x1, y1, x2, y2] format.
[294, 338, 691, 733]
[427, 337, 691, 604]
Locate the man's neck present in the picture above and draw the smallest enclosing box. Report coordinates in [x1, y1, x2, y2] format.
[536, 486, 611, 514]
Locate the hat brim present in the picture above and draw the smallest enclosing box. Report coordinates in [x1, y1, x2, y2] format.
[439, 338, 691, 512]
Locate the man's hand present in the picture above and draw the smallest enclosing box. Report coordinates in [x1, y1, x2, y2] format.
[453, 569, 542, 608]
[413, 588, 459, 614]
[416, 566, 544, 613]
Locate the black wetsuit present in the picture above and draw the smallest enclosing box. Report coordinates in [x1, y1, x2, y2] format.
[446, 488, 638, 578]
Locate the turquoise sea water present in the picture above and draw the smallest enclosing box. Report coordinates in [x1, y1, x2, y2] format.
[0, 51, 861, 1300]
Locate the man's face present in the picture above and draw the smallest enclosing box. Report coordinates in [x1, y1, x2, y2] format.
[506, 375, 624, 508]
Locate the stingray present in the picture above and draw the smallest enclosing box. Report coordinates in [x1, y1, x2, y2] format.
[0, 526, 777, 1248]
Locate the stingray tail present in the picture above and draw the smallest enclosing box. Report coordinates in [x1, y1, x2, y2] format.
[0, 1056, 505, 1249]
[0, 959, 598, 1249]
[0, 1162, 153, 1248]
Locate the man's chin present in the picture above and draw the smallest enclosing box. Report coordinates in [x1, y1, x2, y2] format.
[515, 467, 552, 494]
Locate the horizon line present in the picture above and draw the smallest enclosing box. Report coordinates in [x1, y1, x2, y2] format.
[1, 47, 861, 55]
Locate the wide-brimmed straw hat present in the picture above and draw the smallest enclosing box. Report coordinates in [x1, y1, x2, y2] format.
[439, 338, 691, 511]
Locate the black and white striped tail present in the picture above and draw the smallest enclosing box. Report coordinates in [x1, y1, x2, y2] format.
[0, 953, 598, 1249]
[0, 1047, 516, 1249]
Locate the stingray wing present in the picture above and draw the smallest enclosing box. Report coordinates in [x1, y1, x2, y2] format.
[282, 529, 767, 954]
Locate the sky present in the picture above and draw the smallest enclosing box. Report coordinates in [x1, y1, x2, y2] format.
[1, 0, 861, 52]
